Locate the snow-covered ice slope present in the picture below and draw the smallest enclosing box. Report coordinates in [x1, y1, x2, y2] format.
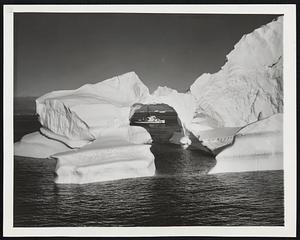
[53, 127, 155, 184]
[190, 17, 283, 127]
[209, 114, 283, 174]
[36, 72, 150, 147]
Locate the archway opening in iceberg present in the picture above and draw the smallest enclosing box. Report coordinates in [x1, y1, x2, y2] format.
[129, 103, 184, 143]
[129, 103, 217, 174]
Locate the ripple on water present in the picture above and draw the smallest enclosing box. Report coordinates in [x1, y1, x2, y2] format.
[14, 144, 284, 227]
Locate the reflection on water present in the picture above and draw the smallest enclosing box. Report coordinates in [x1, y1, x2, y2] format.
[152, 143, 215, 175]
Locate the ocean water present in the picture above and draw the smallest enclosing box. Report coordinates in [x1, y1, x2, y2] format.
[13, 114, 284, 227]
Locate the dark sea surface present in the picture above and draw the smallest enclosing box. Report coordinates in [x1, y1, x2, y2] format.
[14, 112, 284, 227]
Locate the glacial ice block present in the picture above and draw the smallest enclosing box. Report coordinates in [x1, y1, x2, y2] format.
[14, 131, 72, 158]
[190, 17, 283, 127]
[36, 72, 150, 146]
[209, 114, 283, 174]
[52, 135, 155, 184]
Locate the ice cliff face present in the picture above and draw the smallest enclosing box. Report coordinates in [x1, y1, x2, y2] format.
[36, 72, 150, 147]
[190, 17, 283, 127]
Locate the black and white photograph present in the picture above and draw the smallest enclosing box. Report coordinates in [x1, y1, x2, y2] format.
[3, 4, 296, 237]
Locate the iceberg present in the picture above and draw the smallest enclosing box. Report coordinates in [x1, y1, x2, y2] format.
[183, 16, 283, 156]
[190, 17, 283, 128]
[209, 114, 283, 174]
[36, 72, 150, 147]
[15, 72, 156, 184]
[14, 16, 284, 181]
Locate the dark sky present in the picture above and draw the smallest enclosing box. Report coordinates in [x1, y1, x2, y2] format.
[14, 13, 280, 97]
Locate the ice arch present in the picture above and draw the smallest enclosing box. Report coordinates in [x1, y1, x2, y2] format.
[134, 86, 197, 138]
[129, 101, 214, 153]
[129, 103, 183, 143]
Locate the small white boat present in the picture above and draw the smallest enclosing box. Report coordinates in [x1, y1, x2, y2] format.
[134, 115, 165, 124]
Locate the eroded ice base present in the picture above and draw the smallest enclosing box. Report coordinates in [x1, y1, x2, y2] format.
[209, 153, 283, 174]
[52, 126, 155, 184]
[210, 114, 283, 174]
[53, 141, 155, 184]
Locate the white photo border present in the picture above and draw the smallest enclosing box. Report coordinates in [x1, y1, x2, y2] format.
[3, 4, 297, 237]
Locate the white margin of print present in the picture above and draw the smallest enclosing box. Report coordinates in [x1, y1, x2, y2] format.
[3, 4, 297, 237]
